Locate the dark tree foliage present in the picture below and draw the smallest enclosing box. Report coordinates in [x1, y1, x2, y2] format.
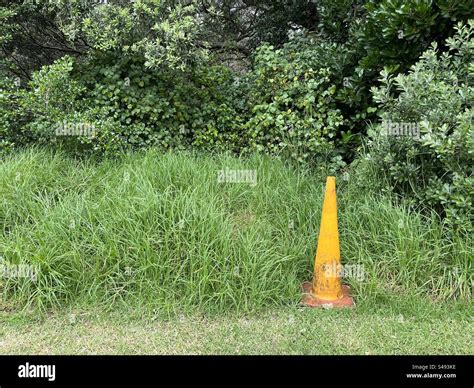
[0, 0, 89, 81]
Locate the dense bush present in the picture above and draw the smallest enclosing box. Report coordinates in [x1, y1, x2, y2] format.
[232, 0, 474, 161]
[2, 54, 244, 155]
[3, 40, 351, 170]
[319, 0, 474, 130]
[241, 37, 348, 171]
[0, 76, 19, 154]
[76, 54, 244, 154]
[367, 21, 473, 231]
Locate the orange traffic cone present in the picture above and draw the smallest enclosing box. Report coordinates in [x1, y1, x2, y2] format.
[301, 176, 354, 308]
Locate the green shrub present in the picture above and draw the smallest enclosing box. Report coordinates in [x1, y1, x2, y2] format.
[242, 37, 347, 172]
[0, 76, 19, 154]
[3, 53, 245, 156]
[368, 21, 474, 231]
[330, 0, 474, 129]
[3, 56, 99, 153]
[77, 54, 244, 154]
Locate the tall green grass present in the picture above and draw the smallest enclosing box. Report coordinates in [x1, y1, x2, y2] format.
[0, 148, 472, 313]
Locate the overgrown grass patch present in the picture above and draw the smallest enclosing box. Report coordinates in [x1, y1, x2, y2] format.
[0, 148, 472, 314]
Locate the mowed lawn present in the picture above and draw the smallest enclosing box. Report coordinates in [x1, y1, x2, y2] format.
[1, 297, 472, 355]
